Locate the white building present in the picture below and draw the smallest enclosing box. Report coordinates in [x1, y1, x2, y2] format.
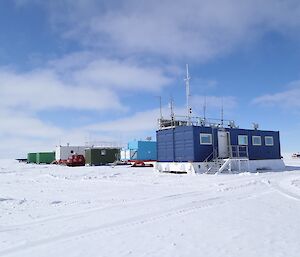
[55, 145, 86, 161]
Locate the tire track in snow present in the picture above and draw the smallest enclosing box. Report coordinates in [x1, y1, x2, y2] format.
[2, 178, 263, 231]
[1, 190, 209, 231]
[0, 186, 271, 257]
[265, 178, 300, 201]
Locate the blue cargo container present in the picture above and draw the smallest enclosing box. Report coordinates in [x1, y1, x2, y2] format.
[122, 140, 157, 161]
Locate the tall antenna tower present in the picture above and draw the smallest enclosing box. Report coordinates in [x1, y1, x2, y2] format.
[157, 96, 163, 119]
[221, 97, 224, 127]
[203, 95, 207, 121]
[184, 64, 192, 125]
[169, 96, 175, 125]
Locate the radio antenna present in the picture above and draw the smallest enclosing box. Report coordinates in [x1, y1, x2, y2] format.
[184, 64, 192, 125]
[157, 96, 163, 119]
[169, 96, 175, 125]
[203, 95, 207, 121]
[221, 97, 224, 127]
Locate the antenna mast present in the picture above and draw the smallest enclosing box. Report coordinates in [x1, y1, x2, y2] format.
[184, 64, 191, 125]
[221, 97, 224, 127]
[203, 95, 207, 121]
[158, 96, 163, 119]
[169, 96, 175, 126]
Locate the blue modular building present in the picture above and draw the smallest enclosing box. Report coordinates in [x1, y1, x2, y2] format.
[121, 140, 157, 161]
[155, 65, 285, 174]
[155, 118, 285, 174]
[157, 126, 281, 162]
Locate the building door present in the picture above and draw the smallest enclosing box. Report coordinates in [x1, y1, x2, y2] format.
[218, 131, 230, 158]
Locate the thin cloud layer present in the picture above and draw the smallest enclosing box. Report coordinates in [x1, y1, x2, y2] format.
[0, 69, 124, 112]
[72, 59, 172, 92]
[48, 53, 173, 92]
[0, 54, 173, 157]
[85, 108, 164, 133]
[0, 55, 173, 112]
[0, 109, 63, 138]
[253, 80, 300, 108]
[19, 0, 300, 60]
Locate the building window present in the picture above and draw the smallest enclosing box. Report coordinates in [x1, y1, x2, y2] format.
[200, 133, 212, 145]
[265, 136, 274, 146]
[238, 135, 248, 145]
[252, 136, 262, 146]
[101, 149, 106, 155]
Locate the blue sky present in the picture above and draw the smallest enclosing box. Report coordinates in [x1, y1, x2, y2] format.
[1, 0, 300, 157]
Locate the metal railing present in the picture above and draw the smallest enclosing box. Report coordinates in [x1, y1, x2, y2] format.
[203, 148, 218, 163]
[203, 145, 249, 174]
[84, 141, 124, 148]
[228, 145, 248, 159]
[158, 116, 237, 130]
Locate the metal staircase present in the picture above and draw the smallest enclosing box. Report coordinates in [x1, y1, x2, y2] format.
[206, 158, 225, 174]
[204, 145, 249, 174]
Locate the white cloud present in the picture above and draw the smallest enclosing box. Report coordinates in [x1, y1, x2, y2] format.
[0, 55, 173, 113]
[0, 54, 173, 158]
[252, 80, 300, 108]
[0, 68, 124, 112]
[48, 53, 173, 91]
[72, 59, 172, 91]
[22, 0, 300, 60]
[0, 109, 64, 158]
[0, 109, 63, 138]
[85, 108, 162, 133]
[0, 136, 53, 159]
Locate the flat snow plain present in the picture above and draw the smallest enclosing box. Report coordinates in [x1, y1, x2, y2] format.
[1, 158, 300, 257]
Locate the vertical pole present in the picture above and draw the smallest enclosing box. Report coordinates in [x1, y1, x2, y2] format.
[156, 96, 163, 129]
[221, 97, 224, 127]
[203, 95, 207, 124]
[159, 96, 162, 119]
[169, 96, 174, 126]
[185, 64, 191, 125]
[170, 97, 176, 162]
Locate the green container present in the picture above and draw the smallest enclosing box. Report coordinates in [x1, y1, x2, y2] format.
[36, 152, 55, 164]
[27, 153, 37, 163]
[85, 148, 120, 166]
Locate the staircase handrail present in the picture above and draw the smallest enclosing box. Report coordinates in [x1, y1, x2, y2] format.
[203, 148, 218, 163]
[218, 158, 231, 173]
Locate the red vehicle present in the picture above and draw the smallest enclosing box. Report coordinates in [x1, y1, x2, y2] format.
[131, 160, 153, 167]
[66, 154, 85, 167]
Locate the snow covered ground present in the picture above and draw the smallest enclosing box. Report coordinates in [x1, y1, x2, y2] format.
[1, 158, 300, 257]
